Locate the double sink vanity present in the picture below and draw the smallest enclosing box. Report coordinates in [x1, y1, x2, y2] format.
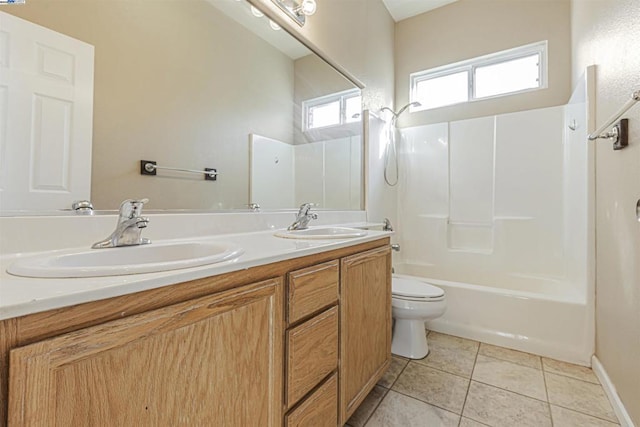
[0, 208, 392, 426]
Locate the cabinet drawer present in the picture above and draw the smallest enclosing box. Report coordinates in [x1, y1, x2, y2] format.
[287, 306, 338, 408]
[285, 374, 337, 427]
[288, 260, 339, 325]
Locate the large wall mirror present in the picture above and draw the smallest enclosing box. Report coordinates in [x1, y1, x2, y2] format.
[0, 0, 363, 213]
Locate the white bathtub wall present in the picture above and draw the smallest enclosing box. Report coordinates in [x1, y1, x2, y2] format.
[563, 67, 595, 295]
[398, 105, 577, 292]
[294, 136, 362, 209]
[323, 136, 362, 209]
[448, 117, 495, 253]
[294, 141, 325, 206]
[249, 134, 294, 209]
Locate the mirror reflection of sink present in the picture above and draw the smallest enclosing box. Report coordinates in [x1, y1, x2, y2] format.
[7, 242, 244, 278]
[274, 227, 367, 240]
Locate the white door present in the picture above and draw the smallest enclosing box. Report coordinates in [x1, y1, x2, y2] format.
[0, 11, 94, 212]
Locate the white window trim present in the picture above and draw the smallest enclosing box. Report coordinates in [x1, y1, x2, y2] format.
[409, 41, 548, 112]
[302, 88, 361, 131]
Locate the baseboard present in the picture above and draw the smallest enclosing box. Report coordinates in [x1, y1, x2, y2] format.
[592, 355, 636, 427]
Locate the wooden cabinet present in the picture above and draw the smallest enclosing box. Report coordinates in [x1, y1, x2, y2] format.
[285, 374, 338, 427]
[339, 246, 392, 424]
[287, 260, 339, 325]
[0, 238, 390, 427]
[8, 279, 283, 426]
[286, 306, 338, 408]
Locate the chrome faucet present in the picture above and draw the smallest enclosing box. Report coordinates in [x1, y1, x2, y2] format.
[287, 203, 318, 231]
[92, 199, 151, 249]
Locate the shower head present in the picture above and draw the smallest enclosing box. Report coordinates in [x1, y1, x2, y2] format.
[380, 102, 422, 120]
[395, 101, 421, 117]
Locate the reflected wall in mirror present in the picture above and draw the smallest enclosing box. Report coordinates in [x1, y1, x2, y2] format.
[0, 0, 362, 213]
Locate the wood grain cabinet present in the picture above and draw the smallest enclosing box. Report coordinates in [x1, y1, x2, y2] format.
[339, 246, 392, 424]
[0, 238, 391, 427]
[8, 279, 283, 426]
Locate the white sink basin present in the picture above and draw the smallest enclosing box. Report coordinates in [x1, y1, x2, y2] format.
[274, 227, 367, 240]
[7, 241, 244, 278]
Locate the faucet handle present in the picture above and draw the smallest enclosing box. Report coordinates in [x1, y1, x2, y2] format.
[119, 198, 149, 219]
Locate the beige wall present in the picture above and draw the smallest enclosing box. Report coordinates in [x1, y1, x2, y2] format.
[572, 0, 640, 423]
[394, 0, 572, 127]
[251, 0, 395, 113]
[7, 0, 295, 210]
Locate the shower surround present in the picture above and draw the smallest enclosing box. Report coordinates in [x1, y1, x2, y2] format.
[394, 75, 594, 364]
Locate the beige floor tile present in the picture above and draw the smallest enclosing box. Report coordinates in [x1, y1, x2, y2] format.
[366, 390, 460, 427]
[392, 362, 469, 414]
[550, 405, 620, 426]
[542, 357, 599, 384]
[378, 356, 409, 388]
[478, 343, 542, 370]
[413, 332, 479, 377]
[463, 381, 552, 427]
[347, 385, 388, 427]
[545, 372, 617, 422]
[459, 417, 491, 427]
[472, 354, 547, 401]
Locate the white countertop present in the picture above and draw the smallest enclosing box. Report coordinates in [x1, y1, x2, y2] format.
[0, 227, 391, 321]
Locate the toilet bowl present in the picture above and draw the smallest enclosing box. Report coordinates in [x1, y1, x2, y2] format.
[391, 276, 446, 359]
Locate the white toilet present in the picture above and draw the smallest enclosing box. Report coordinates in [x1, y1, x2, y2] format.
[391, 276, 446, 359]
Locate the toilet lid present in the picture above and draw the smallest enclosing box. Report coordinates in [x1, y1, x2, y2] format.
[392, 277, 445, 299]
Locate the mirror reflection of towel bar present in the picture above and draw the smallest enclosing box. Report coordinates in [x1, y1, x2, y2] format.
[140, 160, 217, 181]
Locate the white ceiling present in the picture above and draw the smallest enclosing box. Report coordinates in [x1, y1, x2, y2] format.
[382, 0, 459, 22]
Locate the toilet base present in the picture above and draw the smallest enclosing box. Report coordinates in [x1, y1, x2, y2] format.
[391, 318, 429, 359]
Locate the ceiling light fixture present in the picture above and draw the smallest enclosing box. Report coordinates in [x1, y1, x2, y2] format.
[271, 0, 316, 27]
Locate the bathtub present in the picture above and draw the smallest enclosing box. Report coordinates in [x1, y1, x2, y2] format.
[394, 264, 594, 365]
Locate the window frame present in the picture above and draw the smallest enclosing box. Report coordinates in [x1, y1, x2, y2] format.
[409, 41, 548, 112]
[302, 88, 361, 131]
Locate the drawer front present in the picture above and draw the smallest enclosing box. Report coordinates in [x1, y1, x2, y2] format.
[287, 306, 339, 408]
[285, 374, 337, 427]
[288, 260, 339, 325]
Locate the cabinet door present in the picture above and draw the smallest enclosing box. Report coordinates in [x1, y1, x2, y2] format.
[8, 278, 283, 427]
[339, 246, 391, 424]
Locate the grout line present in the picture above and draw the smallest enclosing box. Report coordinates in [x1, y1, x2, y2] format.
[548, 403, 621, 425]
[463, 415, 493, 427]
[470, 379, 549, 404]
[362, 357, 411, 426]
[542, 365, 601, 385]
[478, 353, 544, 372]
[388, 388, 463, 417]
[542, 358, 553, 426]
[458, 339, 481, 425]
[410, 357, 476, 381]
[360, 386, 389, 427]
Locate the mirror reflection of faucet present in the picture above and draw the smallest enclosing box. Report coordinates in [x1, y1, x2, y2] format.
[92, 199, 151, 249]
[287, 203, 318, 231]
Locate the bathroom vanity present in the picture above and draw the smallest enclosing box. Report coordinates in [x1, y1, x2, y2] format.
[0, 234, 391, 426]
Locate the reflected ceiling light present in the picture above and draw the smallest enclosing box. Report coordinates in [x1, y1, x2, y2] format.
[297, 0, 316, 16]
[250, 5, 264, 17]
[269, 20, 281, 31]
[271, 0, 316, 27]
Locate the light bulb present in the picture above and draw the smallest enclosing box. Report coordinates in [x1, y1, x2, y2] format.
[269, 20, 281, 30]
[250, 5, 264, 17]
[299, 0, 316, 16]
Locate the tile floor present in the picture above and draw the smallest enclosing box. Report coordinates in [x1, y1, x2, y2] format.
[346, 331, 619, 427]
